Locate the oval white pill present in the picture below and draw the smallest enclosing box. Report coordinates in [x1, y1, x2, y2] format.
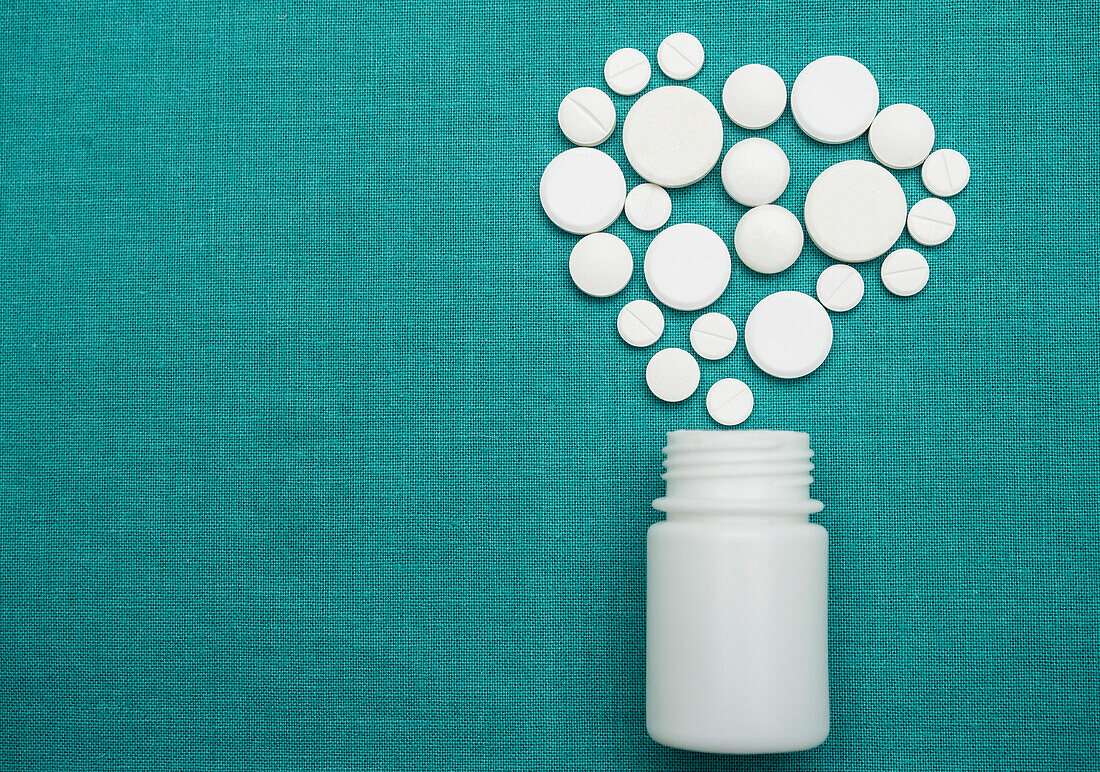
[734, 204, 803, 274]
[815, 264, 865, 312]
[881, 248, 929, 297]
[557, 87, 616, 147]
[622, 86, 724, 188]
[624, 183, 672, 231]
[690, 312, 738, 360]
[791, 55, 879, 144]
[657, 32, 704, 81]
[907, 197, 957, 246]
[539, 147, 627, 235]
[617, 299, 665, 347]
[804, 159, 907, 263]
[706, 378, 754, 426]
[721, 137, 790, 207]
[922, 148, 971, 197]
[868, 103, 935, 170]
[744, 291, 834, 379]
[644, 223, 732, 311]
[568, 232, 633, 297]
[646, 347, 701, 402]
[722, 63, 787, 130]
[604, 47, 651, 96]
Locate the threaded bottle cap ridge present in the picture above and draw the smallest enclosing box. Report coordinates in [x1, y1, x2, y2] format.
[653, 429, 824, 518]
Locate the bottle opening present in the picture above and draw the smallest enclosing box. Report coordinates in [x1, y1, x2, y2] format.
[653, 429, 823, 518]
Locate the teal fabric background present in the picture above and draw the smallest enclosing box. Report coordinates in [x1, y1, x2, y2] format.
[1, 0, 1097, 769]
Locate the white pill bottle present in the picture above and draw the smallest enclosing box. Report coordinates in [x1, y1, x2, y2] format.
[647, 429, 829, 754]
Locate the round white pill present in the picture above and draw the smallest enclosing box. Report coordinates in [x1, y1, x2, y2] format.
[706, 378, 754, 426]
[734, 204, 803, 274]
[868, 103, 935, 169]
[539, 147, 627, 235]
[804, 159, 907, 263]
[690, 312, 738, 360]
[881, 248, 929, 297]
[646, 347, 701, 402]
[790, 55, 879, 144]
[622, 85, 723, 188]
[557, 87, 616, 147]
[744, 291, 834, 379]
[907, 197, 957, 246]
[722, 63, 787, 130]
[617, 299, 665, 347]
[604, 47, 651, 96]
[720, 137, 791, 207]
[568, 232, 632, 297]
[644, 223, 732, 311]
[922, 148, 971, 197]
[815, 264, 865, 312]
[624, 183, 672, 231]
[657, 32, 704, 81]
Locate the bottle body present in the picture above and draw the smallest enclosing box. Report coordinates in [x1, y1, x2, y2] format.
[646, 430, 829, 754]
[647, 518, 828, 754]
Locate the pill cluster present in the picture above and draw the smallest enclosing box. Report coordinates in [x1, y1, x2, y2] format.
[541, 35, 970, 425]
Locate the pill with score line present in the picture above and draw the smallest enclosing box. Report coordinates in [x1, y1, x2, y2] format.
[706, 378, 754, 426]
[922, 148, 971, 197]
[815, 264, 865, 312]
[690, 312, 738, 360]
[657, 32, 704, 80]
[881, 248, 930, 296]
[617, 299, 665, 347]
[604, 48, 651, 96]
[558, 87, 616, 147]
[907, 197, 956, 246]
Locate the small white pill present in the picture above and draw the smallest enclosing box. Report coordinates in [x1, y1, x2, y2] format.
[539, 147, 627, 235]
[922, 148, 971, 197]
[868, 103, 935, 169]
[557, 87, 616, 147]
[803, 159, 907, 263]
[568, 232, 632, 297]
[706, 378, 754, 426]
[617, 299, 665, 347]
[646, 347, 701, 402]
[721, 137, 791, 207]
[657, 32, 704, 81]
[722, 64, 787, 130]
[622, 85, 724, 188]
[604, 47, 651, 96]
[734, 204, 803, 274]
[744, 291, 834, 379]
[644, 223, 731, 311]
[791, 55, 879, 144]
[815, 264, 865, 312]
[690, 312, 738, 360]
[881, 248, 929, 297]
[907, 197, 957, 246]
[624, 183, 672, 231]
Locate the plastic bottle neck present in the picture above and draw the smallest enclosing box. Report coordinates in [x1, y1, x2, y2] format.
[652, 430, 823, 522]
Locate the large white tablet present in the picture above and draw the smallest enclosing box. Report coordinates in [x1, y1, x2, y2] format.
[804, 159, 907, 263]
[622, 86, 723, 188]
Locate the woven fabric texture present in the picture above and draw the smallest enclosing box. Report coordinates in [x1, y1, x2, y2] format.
[1, 1, 1098, 770]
